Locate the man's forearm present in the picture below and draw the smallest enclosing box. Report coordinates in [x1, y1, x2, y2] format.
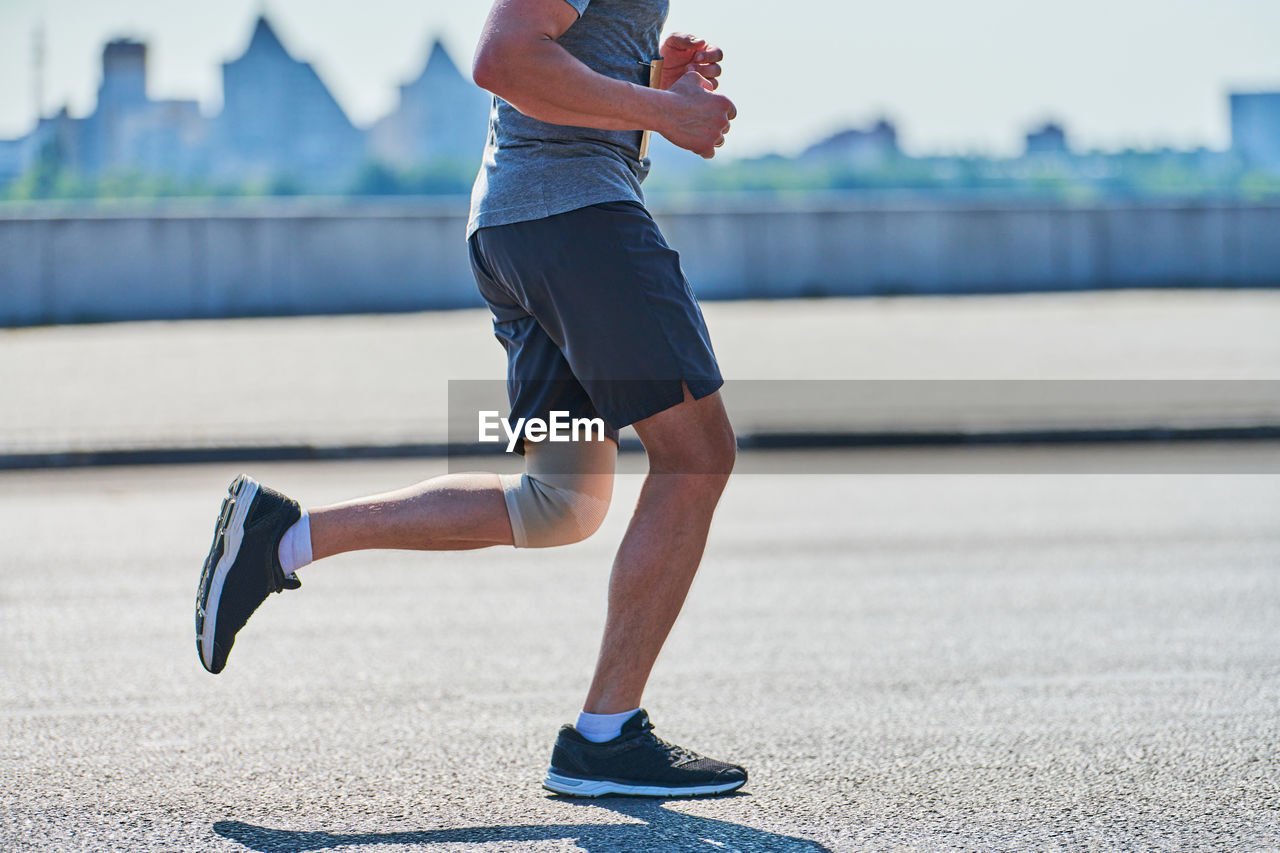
[474, 36, 668, 132]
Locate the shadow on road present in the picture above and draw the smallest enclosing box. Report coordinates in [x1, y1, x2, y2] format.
[213, 797, 831, 851]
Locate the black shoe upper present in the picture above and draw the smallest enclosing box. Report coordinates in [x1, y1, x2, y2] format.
[550, 709, 747, 787]
[206, 479, 301, 673]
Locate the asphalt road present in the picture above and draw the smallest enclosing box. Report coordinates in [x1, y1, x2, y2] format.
[5, 289, 1279, 457]
[2, 447, 1279, 852]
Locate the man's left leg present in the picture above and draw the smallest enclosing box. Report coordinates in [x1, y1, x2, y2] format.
[542, 386, 747, 798]
[583, 385, 736, 715]
[472, 202, 747, 797]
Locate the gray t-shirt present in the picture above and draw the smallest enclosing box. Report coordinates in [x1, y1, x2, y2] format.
[467, 0, 669, 237]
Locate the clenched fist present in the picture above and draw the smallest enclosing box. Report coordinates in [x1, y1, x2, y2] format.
[659, 71, 737, 159]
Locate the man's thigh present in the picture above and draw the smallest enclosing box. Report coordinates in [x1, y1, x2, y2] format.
[472, 201, 723, 431]
[632, 385, 736, 475]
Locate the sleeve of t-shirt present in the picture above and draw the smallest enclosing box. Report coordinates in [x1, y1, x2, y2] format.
[562, 0, 590, 15]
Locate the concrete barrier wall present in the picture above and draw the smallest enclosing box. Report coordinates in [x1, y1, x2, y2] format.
[1, 198, 1278, 325]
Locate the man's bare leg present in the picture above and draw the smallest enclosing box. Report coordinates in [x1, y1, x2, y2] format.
[309, 472, 514, 556]
[198, 472, 512, 675]
[582, 387, 736, 714]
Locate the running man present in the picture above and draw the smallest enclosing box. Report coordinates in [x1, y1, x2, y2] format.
[195, 0, 743, 798]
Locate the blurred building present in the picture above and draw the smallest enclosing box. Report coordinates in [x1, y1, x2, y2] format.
[0, 17, 380, 192]
[81, 39, 150, 175]
[118, 99, 209, 179]
[1, 38, 213, 183]
[801, 120, 900, 165]
[0, 139, 23, 184]
[369, 39, 490, 167]
[0, 17, 1272, 198]
[1025, 122, 1069, 156]
[1230, 92, 1280, 172]
[95, 40, 210, 179]
[213, 16, 365, 190]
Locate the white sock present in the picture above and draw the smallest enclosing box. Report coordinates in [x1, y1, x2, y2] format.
[575, 708, 639, 743]
[277, 510, 312, 576]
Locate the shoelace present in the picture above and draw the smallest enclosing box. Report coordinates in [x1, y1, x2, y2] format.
[635, 730, 702, 765]
[617, 717, 704, 764]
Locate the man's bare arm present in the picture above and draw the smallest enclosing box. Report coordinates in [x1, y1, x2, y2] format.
[472, 0, 661, 130]
[472, 0, 735, 158]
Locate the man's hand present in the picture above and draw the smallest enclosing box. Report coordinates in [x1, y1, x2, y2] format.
[658, 71, 736, 159]
[659, 33, 723, 91]
[472, 2, 733, 153]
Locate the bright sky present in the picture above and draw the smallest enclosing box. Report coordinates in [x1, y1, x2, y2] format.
[1, 0, 1278, 157]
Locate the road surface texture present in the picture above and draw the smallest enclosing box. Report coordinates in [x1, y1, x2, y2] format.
[2, 446, 1278, 852]
[3, 290, 1279, 457]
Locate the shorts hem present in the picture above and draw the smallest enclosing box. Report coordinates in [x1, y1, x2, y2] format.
[603, 376, 725, 429]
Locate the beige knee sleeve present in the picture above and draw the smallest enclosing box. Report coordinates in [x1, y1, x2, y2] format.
[500, 438, 617, 548]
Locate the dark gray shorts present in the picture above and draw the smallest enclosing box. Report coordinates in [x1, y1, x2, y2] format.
[468, 201, 723, 441]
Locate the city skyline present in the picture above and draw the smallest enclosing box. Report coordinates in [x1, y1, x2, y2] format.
[0, 15, 498, 192]
[1, 0, 1279, 158]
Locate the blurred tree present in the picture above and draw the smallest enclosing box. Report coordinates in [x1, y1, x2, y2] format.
[348, 158, 474, 196]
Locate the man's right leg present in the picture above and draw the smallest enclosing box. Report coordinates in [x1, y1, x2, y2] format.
[195, 434, 615, 674]
[307, 433, 617, 557]
[309, 471, 514, 556]
[194, 470, 514, 673]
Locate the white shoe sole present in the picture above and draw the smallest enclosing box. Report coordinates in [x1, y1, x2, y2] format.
[542, 769, 745, 798]
[197, 475, 259, 672]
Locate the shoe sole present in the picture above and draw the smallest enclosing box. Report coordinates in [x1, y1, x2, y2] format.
[195, 474, 259, 674]
[542, 769, 745, 798]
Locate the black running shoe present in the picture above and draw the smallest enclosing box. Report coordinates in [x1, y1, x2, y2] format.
[543, 709, 747, 797]
[195, 474, 301, 674]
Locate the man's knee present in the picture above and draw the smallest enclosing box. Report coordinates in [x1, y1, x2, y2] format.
[500, 438, 617, 548]
[709, 424, 737, 476]
[500, 471, 612, 548]
[648, 416, 737, 480]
